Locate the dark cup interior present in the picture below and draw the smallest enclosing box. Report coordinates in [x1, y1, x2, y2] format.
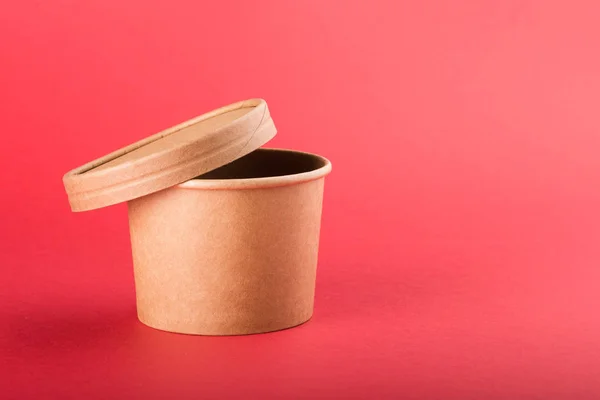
[194, 149, 328, 180]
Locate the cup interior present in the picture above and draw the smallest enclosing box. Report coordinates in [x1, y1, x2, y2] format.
[195, 149, 329, 180]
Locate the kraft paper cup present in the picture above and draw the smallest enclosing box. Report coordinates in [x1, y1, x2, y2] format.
[127, 148, 332, 335]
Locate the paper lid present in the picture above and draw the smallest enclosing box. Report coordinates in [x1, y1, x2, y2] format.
[63, 99, 276, 212]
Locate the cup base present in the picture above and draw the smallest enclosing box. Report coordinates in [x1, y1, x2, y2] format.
[136, 312, 314, 336]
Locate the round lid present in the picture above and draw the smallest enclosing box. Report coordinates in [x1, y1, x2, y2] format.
[63, 99, 276, 212]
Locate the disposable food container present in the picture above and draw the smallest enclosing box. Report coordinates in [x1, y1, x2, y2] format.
[63, 99, 332, 335]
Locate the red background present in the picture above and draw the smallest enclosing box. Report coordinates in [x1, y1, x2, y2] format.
[2, 1, 600, 398]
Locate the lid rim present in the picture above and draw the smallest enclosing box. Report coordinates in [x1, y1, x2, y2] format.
[63, 99, 264, 181]
[63, 98, 276, 212]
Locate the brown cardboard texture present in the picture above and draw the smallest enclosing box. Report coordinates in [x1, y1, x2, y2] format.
[63, 99, 332, 335]
[63, 98, 275, 212]
[129, 149, 331, 335]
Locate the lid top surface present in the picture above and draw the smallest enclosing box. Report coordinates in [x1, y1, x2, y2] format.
[63, 99, 276, 212]
[91, 107, 253, 172]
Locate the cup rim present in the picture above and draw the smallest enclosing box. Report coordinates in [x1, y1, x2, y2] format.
[176, 148, 332, 190]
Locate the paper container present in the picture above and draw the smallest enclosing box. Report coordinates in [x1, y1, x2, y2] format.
[62, 99, 332, 335]
[128, 149, 331, 335]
